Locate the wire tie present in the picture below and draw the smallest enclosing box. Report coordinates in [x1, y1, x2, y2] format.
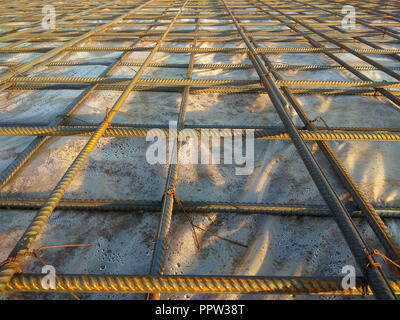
[8, 67, 18, 78]
[0, 244, 91, 270]
[104, 107, 110, 122]
[163, 189, 248, 249]
[59, 114, 71, 122]
[309, 116, 330, 129]
[104, 107, 136, 126]
[0, 243, 91, 300]
[164, 189, 201, 250]
[361, 247, 400, 296]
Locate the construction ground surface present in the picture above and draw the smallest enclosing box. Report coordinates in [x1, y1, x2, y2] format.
[0, 0, 400, 300]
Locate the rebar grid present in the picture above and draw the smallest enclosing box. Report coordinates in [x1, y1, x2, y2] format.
[0, 0, 399, 299]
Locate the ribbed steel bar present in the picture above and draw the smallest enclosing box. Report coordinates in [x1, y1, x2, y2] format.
[96, 11, 395, 20]
[252, 0, 400, 271]
[6, 31, 389, 40]
[5, 61, 400, 71]
[8, 77, 258, 86]
[0, 125, 399, 142]
[1, 0, 400, 299]
[67, 47, 400, 54]
[148, 13, 200, 301]
[222, 0, 397, 300]
[4, 46, 397, 54]
[8, 76, 400, 88]
[1, 198, 400, 219]
[0, 0, 190, 295]
[6, 83, 400, 96]
[97, 20, 400, 28]
[5, 274, 400, 295]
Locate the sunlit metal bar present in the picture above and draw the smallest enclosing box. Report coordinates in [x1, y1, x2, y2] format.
[1, 198, 400, 219]
[6, 83, 400, 96]
[6, 274, 400, 295]
[2, 46, 399, 54]
[7, 77, 400, 88]
[0, 126, 399, 141]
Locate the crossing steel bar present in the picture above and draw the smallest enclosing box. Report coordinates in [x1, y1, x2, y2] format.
[1, 198, 400, 219]
[0, 2, 108, 43]
[148, 13, 201, 300]
[5, 61, 399, 71]
[6, 83, 400, 96]
[5, 274, 400, 295]
[0, 125, 399, 141]
[7, 76, 400, 88]
[3, 46, 398, 54]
